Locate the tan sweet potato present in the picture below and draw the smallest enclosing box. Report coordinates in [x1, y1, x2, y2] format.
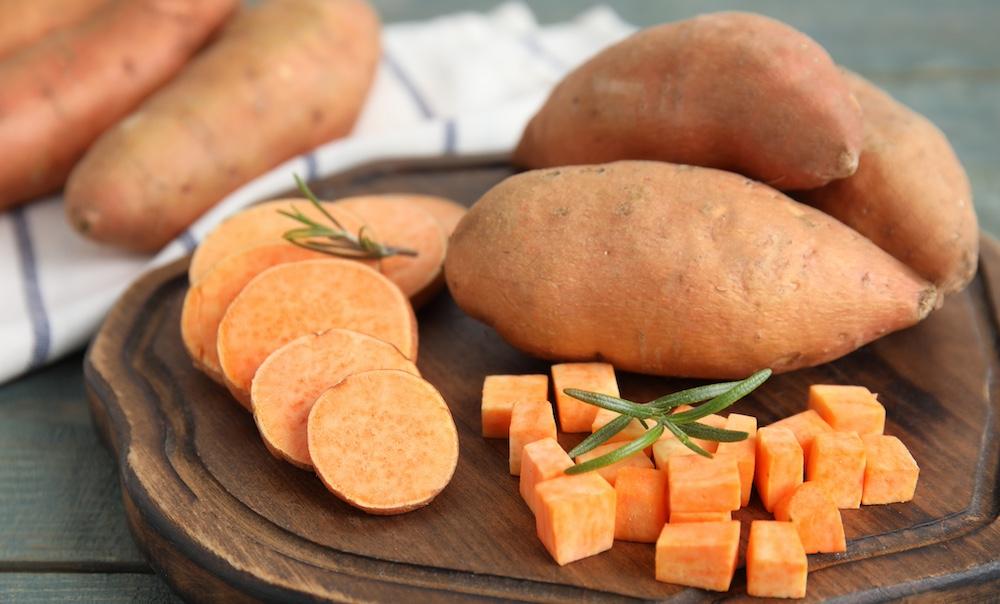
[799, 71, 978, 294]
[0, 0, 108, 59]
[514, 12, 862, 190]
[445, 161, 936, 378]
[66, 0, 380, 251]
[0, 0, 238, 209]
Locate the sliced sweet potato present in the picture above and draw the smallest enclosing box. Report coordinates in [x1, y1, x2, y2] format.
[614, 467, 669, 543]
[408, 195, 467, 237]
[808, 384, 885, 436]
[807, 432, 866, 509]
[655, 521, 741, 591]
[534, 473, 616, 565]
[861, 435, 919, 504]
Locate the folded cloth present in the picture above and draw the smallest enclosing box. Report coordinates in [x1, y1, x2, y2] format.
[0, 2, 633, 384]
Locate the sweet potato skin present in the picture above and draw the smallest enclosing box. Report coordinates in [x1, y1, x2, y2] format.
[66, 0, 380, 251]
[514, 12, 862, 190]
[0, 0, 107, 59]
[800, 71, 978, 294]
[445, 161, 937, 378]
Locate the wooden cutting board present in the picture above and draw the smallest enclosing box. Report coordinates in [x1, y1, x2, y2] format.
[84, 155, 1000, 602]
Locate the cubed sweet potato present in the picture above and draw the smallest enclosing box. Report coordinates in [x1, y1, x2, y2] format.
[808, 384, 885, 436]
[715, 413, 758, 507]
[755, 427, 804, 513]
[520, 438, 574, 514]
[535, 473, 616, 565]
[614, 467, 668, 543]
[774, 482, 846, 554]
[746, 521, 808, 598]
[807, 432, 866, 509]
[509, 401, 557, 475]
[769, 410, 832, 462]
[481, 374, 548, 438]
[668, 455, 741, 513]
[551, 362, 619, 433]
[861, 435, 919, 504]
[575, 442, 654, 486]
[655, 521, 740, 591]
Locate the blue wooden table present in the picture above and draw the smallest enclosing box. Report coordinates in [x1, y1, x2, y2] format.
[2, 1, 998, 601]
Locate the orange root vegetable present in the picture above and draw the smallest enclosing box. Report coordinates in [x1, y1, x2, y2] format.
[407, 195, 467, 238]
[307, 369, 458, 514]
[746, 520, 808, 599]
[0, 0, 107, 59]
[217, 259, 417, 407]
[614, 467, 668, 543]
[652, 433, 696, 469]
[0, 0, 238, 209]
[806, 432, 866, 509]
[65, 0, 381, 251]
[670, 511, 732, 524]
[534, 473, 616, 565]
[551, 362, 619, 433]
[669, 408, 728, 453]
[668, 455, 741, 513]
[774, 482, 846, 554]
[251, 329, 419, 469]
[861, 435, 920, 504]
[575, 442, 654, 486]
[808, 385, 885, 436]
[755, 427, 804, 513]
[509, 401, 557, 475]
[181, 243, 325, 384]
[715, 413, 758, 507]
[519, 438, 574, 514]
[769, 410, 832, 462]
[480, 374, 549, 438]
[655, 521, 740, 591]
[592, 408, 648, 445]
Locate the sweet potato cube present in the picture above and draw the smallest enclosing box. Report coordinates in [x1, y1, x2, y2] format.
[861, 435, 919, 504]
[655, 521, 740, 591]
[552, 362, 618, 433]
[481, 374, 548, 438]
[755, 427, 804, 513]
[520, 438, 574, 514]
[808, 384, 885, 436]
[614, 467, 668, 543]
[509, 401, 557, 475]
[591, 408, 648, 445]
[774, 482, 846, 553]
[807, 432, 866, 508]
[746, 521, 808, 599]
[670, 511, 731, 524]
[715, 413, 757, 507]
[769, 410, 832, 462]
[652, 432, 696, 469]
[668, 455, 741, 512]
[576, 442, 653, 486]
[535, 473, 616, 565]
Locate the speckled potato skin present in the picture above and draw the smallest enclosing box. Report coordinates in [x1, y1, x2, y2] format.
[445, 161, 937, 378]
[513, 12, 863, 191]
[800, 71, 978, 295]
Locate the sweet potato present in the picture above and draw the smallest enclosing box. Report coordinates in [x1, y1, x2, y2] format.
[746, 520, 808, 599]
[408, 196, 467, 238]
[514, 12, 862, 190]
[217, 259, 417, 406]
[755, 427, 804, 513]
[715, 413, 758, 507]
[307, 369, 458, 514]
[0, 0, 107, 59]
[668, 455, 741, 513]
[181, 243, 325, 384]
[481, 374, 549, 438]
[0, 0, 237, 209]
[670, 511, 731, 524]
[861, 435, 919, 504]
[774, 482, 846, 554]
[66, 0, 380, 251]
[251, 329, 419, 468]
[800, 71, 978, 294]
[769, 410, 833, 463]
[614, 467, 668, 543]
[446, 161, 937, 378]
[575, 442, 654, 486]
[534, 473, 616, 565]
[509, 401, 557, 476]
[808, 384, 885, 436]
[807, 432, 866, 509]
[655, 521, 740, 591]
[551, 362, 618, 433]
[519, 438, 574, 514]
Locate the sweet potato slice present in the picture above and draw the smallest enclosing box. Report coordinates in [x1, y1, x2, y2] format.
[408, 195, 467, 237]
[308, 369, 458, 514]
[217, 259, 417, 406]
[251, 329, 419, 469]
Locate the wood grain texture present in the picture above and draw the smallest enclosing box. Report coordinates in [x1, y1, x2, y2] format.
[83, 155, 1000, 602]
[0, 573, 181, 603]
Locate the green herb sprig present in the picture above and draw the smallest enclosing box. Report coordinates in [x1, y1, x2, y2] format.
[278, 175, 418, 259]
[564, 368, 771, 475]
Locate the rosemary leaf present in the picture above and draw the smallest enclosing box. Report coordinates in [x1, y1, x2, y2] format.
[567, 415, 632, 458]
[669, 368, 772, 424]
[664, 420, 713, 458]
[565, 423, 665, 475]
[649, 381, 739, 410]
[678, 422, 748, 442]
[563, 389, 657, 419]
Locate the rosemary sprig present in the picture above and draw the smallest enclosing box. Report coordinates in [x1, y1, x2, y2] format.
[563, 369, 771, 475]
[278, 175, 419, 259]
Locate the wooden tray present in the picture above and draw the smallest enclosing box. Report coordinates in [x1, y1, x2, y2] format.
[85, 155, 1000, 602]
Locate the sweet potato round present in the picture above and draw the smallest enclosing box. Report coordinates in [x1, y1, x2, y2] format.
[445, 161, 937, 378]
[513, 12, 862, 190]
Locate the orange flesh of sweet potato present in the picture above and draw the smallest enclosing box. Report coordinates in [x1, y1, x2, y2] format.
[614, 467, 668, 543]
[0, 0, 108, 60]
[181, 242, 325, 385]
[519, 438, 574, 514]
[715, 413, 758, 507]
[481, 374, 548, 438]
[655, 520, 740, 592]
[509, 401, 557, 475]
[774, 482, 846, 554]
[668, 455, 741, 513]
[592, 408, 648, 445]
[808, 384, 885, 436]
[217, 259, 417, 407]
[670, 511, 732, 524]
[807, 432, 866, 509]
[307, 369, 458, 514]
[409, 195, 467, 236]
[652, 433, 696, 469]
[769, 410, 832, 463]
[575, 442, 654, 486]
[251, 328, 419, 469]
[551, 362, 618, 433]
[755, 427, 804, 513]
[534, 473, 616, 566]
[861, 435, 920, 504]
[746, 520, 808, 599]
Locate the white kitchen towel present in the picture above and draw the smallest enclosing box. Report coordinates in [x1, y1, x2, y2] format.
[0, 2, 633, 384]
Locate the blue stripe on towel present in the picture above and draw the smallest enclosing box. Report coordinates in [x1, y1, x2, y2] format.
[178, 230, 198, 253]
[11, 208, 51, 369]
[303, 152, 319, 182]
[382, 52, 434, 119]
[443, 119, 457, 154]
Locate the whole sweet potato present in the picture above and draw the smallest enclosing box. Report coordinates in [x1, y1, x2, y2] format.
[445, 161, 937, 378]
[0, 0, 107, 59]
[800, 71, 978, 294]
[514, 12, 863, 191]
[65, 0, 380, 252]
